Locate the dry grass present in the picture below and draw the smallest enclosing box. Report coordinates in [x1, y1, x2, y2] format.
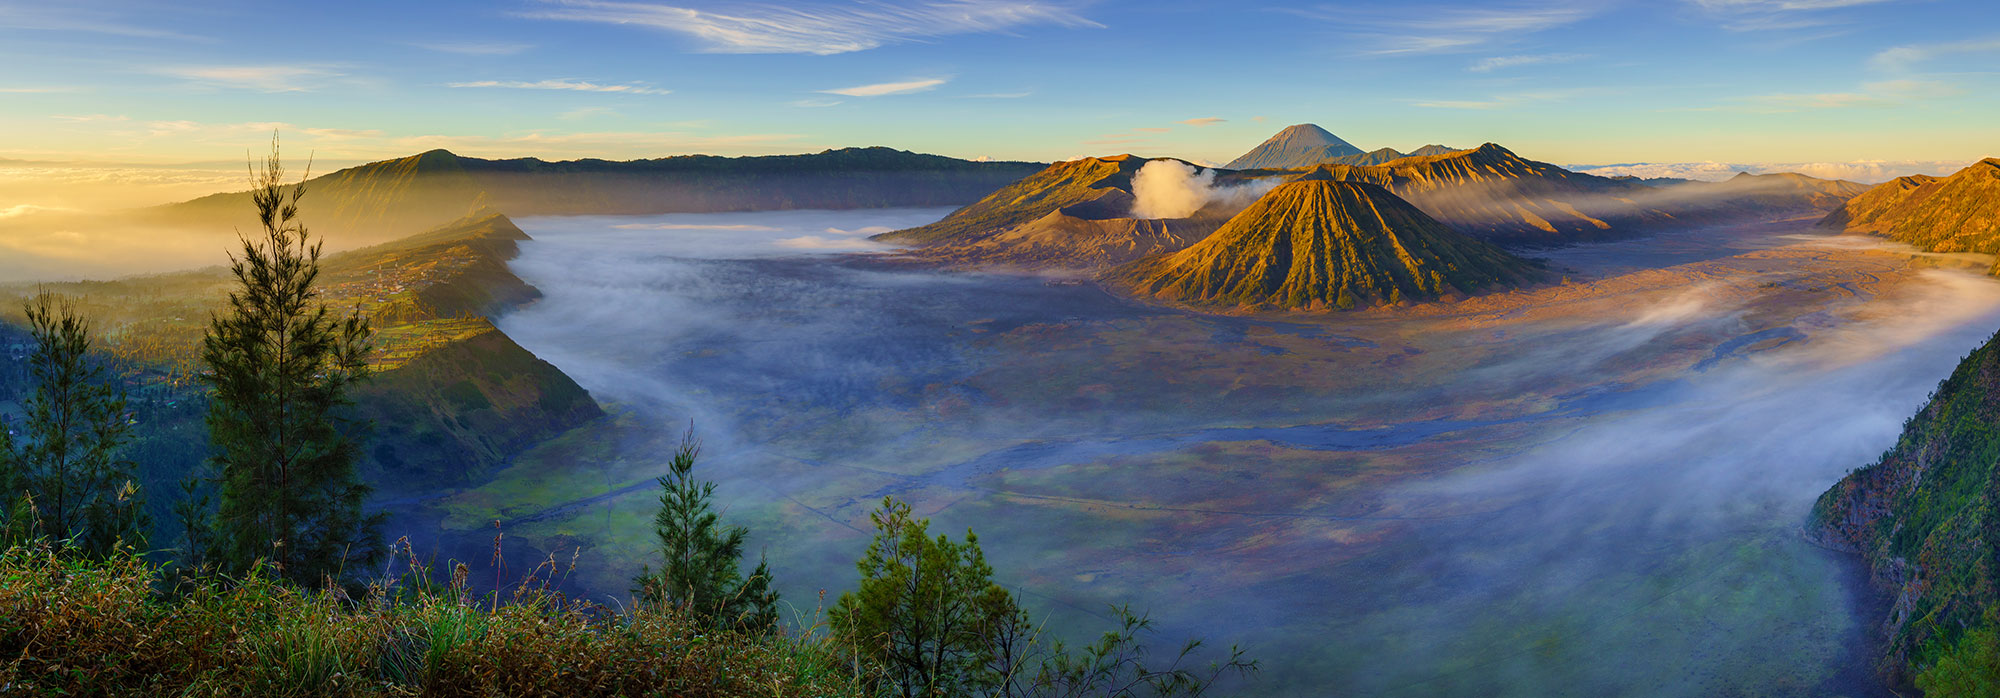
[0, 542, 867, 697]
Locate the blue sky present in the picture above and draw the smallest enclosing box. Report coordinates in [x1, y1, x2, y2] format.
[1, 0, 1996, 185]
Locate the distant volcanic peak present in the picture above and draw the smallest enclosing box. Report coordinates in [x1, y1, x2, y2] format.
[1408, 144, 1459, 157]
[1113, 178, 1539, 310]
[1271, 123, 1346, 146]
[1225, 123, 1366, 170]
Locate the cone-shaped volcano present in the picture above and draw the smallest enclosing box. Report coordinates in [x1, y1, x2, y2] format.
[1112, 179, 1540, 310]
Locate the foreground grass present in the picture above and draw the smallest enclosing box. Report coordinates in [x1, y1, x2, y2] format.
[0, 544, 864, 697]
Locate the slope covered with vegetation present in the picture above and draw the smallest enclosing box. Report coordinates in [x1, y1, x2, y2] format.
[1112, 176, 1542, 310]
[1812, 328, 2000, 688]
[1819, 159, 2000, 259]
[0, 213, 602, 497]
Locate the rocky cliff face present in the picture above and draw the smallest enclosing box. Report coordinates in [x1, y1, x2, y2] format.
[1812, 328, 2000, 682]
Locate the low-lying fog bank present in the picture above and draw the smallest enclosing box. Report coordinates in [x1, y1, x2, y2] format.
[475, 210, 1998, 696]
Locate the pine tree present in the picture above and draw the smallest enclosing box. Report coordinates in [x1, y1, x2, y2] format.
[0, 407, 25, 545]
[632, 428, 779, 631]
[201, 135, 380, 585]
[831, 496, 1022, 698]
[6, 291, 146, 556]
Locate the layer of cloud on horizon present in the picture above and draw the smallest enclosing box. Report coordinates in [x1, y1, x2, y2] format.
[1571, 159, 1978, 183]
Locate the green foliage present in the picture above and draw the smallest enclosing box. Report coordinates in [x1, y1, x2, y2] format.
[832, 497, 1254, 698]
[1918, 612, 2000, 697]
[3, 291, 146, 555]
[1017, 605, 1256, 698]
[632, 429, 779, 632]
[202, 135, 382, 585]
[832, 496, 1021, 697]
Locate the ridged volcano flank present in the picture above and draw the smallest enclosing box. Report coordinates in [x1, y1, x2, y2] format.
[1112, 180, 1540, 310]
[1819, 158, 2000, 258]
[1224, 124, 1365, 170]
[875, 155, 1150, 244]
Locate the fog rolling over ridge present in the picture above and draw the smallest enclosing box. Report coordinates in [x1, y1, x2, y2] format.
[485, 208, 2000, 695]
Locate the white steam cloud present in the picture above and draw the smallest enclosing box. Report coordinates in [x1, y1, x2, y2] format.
[1129, 160, 1280, 219]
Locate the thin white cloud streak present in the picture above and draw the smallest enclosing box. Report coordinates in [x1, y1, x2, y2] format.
[1705, 79, 1963, 113]
[0, 204, 68, 218]
[519, 0, 1101, 55]
[414, 41, 535, 55]
[559, 106, 620, 120]
[449, 79, 671, 94]
[156, 65, 344, 92]
[1469, 53, 1587, 72]
[1871, 36, 2000, 72]
[1295, 3, 1595, 55]
[1178, 117, 1225, 127]
[1412, 88, 1594, 110]
[0, 6, 207, 41]
[1688, 0, 1894, 31]
[820, 78, 946, 96]
[1689, 0, 1892, 10]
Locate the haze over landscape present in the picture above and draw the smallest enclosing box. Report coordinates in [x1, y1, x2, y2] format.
[6, 1, 2000, 697]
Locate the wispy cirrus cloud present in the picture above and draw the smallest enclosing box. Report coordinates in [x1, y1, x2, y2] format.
[156, 65, 344, 92]
[0, 5, 207, 41]
[559, 106, 620, 120]
[1870, 36, 2000, 72]
[1710, 79, 1962, 113]
[413, 41, 535, 55]
[1293, 3, 1596, 55]
[1469, 52, 1588, 72]
[819, 77, 946, 97]
[1412, 88, 1595, 110]
[449, 79, 672, 94]
[1686, 0, 1893, 31]
[1178, 117, 1225, 126]
[519, 0, 1101, 55]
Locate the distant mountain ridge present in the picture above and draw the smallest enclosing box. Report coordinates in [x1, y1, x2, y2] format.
[147, 146, 1044, 249]
[1224, 124, 1365, 169]
[1321, 145, 1461, 167]
[1111, 176, 1542, 310]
